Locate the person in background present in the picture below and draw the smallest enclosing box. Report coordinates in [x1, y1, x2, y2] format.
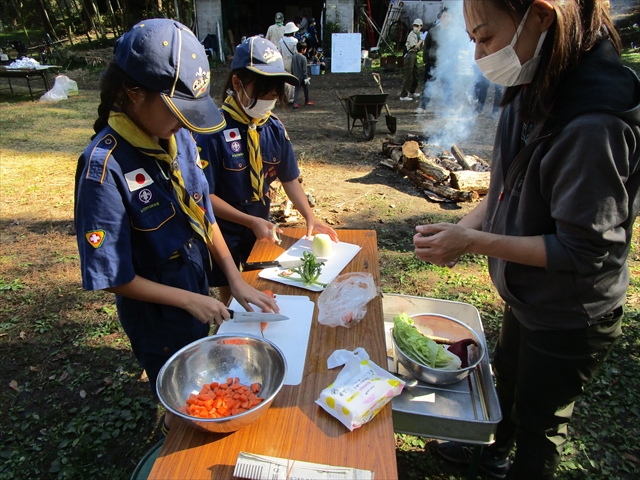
[306, 17, 319, 58]
[291, 41, 314, 109]
[278, 22, 299, 104]
[414, 0, 640, 478]
[415, 7, 453, 113]
[74, 20, 279, 437]
[473, 64, 503, 118]
[297, 10, 309, 37]
[265, 12, 286, 46]
[312, 46, 326, 74]
[195, 37, 338, 304]
[399, 18, 423, 101]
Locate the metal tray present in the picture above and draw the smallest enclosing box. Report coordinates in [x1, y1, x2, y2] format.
[383, 294, 502, 445]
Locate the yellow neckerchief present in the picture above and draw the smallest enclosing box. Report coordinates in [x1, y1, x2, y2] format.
[222, 95, 270, 204]
[108, 111, 215, 248]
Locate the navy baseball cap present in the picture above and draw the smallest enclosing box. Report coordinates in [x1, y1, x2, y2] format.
[230, 36, 299, 86]
[114, 19, 225, 134]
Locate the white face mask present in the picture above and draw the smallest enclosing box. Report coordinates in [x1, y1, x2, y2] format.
[476, 6, 548, 87]
[239, 82, 276, 119]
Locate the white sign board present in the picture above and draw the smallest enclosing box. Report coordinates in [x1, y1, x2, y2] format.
[331, 33, 361, 73]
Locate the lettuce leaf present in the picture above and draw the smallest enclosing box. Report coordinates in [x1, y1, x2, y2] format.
[393, 313, 461, 370]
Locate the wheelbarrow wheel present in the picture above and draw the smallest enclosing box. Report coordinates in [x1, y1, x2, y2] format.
[363, 113, 377, 141]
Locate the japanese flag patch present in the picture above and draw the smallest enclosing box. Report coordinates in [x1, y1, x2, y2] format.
[125, 168, 154, 192]
[223, 128, 241, 142]
[85, 230, 106, 249]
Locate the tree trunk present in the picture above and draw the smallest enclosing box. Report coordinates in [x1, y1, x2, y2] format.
[36, 0, 57, 39]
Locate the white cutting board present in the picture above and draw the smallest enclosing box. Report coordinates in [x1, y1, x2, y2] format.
[218, 295, 314, 386]
[258, 237, 362, 292]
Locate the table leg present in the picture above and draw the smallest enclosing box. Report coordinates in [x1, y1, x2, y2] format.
[26, 76, 34, 101]
[467, 445, 483, 480]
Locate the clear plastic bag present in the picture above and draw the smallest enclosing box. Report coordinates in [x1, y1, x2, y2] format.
[317, 272, 376, 328]
[39, 75, 78, 102]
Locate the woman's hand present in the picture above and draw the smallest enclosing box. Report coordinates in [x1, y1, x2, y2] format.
[183, 292, 231, 325]
[228, 280, 280, 314]
[413, 223, 474, 267]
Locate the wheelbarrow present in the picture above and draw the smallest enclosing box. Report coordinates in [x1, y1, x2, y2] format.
[335, 90, 390, 141]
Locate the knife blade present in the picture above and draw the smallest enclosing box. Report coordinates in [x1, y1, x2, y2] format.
[242, 259, 304, 271]
[227, 309, 290, 322]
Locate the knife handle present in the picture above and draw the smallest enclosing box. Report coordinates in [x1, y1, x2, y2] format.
[226, 309, 234, 319]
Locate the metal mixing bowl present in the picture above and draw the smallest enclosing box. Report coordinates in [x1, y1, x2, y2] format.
[156, 334, 287, 433]
[392, 313, 484, 385]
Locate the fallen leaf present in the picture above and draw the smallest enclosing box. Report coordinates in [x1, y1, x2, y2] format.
[52, 353, 67, 361]
[79, 390, 86, 398]
[103, 377, 113, 386]
[19, 331, 27, 340]
[9, 380, 18, 391]
[623, 453, 639, 463]
[30, 366, 38, 372]
[93, 386, 105, 395]
[49, 374, 56, 380]
[58, 371, 68, 382]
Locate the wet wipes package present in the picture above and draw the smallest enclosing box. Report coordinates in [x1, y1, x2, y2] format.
[316, 348, 405, 431]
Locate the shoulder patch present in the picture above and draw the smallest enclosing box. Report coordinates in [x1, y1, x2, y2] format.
[85, 230, 106, 248]
[86, 134, 117, 183]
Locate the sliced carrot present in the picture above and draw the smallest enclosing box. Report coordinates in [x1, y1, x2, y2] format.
[250, 383, 261, 394]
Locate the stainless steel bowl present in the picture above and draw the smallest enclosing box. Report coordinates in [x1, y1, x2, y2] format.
[392, 313, 484, 385]
[156, 334, 287, 433]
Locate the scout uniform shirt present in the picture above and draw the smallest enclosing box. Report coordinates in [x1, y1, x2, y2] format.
[75, 124, 213, 384]
[195, 111, 300, 251]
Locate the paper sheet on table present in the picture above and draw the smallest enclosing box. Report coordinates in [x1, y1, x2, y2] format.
[218, 295, 314, 385]
[234, 451, 374, 479]
[258, 237, 361, 292]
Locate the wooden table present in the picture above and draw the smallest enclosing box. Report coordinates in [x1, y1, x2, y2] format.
[148, 228, 398, 479]
[0, 65, 60, 101]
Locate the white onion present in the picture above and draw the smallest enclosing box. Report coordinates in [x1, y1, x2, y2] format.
[312, 234, 333, 257]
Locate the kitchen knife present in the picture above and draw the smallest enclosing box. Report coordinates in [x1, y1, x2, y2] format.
[242, 259, 304, 271]
[227, 310, 290, 322]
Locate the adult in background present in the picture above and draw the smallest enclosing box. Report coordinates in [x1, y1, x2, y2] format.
[399, 18, 423, 101]
[414, 0, 640, 478]
[278, 22, 299, 104]
[297, 10, 309, 37]
[265, 12, 285, 46]
[473, 64, 503, 118]
[415, 8, 454, 113]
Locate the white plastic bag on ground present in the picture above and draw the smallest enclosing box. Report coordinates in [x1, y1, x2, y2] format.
[39, 75, 78, 102]
[317, 272, 376, 328]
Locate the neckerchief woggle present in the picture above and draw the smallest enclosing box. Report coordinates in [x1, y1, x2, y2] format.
[222, 95, 270, 204]
[108, 111, 216, 254]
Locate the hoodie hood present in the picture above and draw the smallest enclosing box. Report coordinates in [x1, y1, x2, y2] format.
[547, 40, 640, 131]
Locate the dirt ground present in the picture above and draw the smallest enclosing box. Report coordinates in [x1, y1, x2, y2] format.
[205, 66, 500, 247]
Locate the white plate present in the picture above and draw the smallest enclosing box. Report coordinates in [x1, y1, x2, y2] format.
[258, 237, 362, 292]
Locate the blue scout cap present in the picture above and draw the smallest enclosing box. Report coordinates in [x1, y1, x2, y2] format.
[230, 36, 299, 86]
[114, 18, 225, 134]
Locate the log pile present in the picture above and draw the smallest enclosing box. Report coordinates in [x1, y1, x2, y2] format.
[380, 138, 491, 202]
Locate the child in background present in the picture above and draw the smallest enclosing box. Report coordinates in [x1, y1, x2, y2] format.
[195, 36, 338, 304]
[292, 42, 314, 109]
[74, 20, 278, 435]
[313, 47, 326, 74]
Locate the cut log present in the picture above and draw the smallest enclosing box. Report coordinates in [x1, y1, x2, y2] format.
[402, 141, 449, 182]
[450, 170, 491, 194]
[401, 166, 478, 202]
[451, 144, 474, 170]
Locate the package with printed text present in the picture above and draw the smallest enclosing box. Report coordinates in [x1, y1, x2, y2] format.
[316, 348, 405, 431]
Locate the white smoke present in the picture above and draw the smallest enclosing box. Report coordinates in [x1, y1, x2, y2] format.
[421, 1, 476, 147]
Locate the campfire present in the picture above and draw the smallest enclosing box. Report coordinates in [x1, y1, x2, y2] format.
[380, 135, 491, 203]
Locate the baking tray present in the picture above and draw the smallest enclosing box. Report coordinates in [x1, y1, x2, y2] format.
[383, 294, 502, 445]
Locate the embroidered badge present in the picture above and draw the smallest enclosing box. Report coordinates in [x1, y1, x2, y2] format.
[85, 230, 106, 249]
[196, 158, 209, 169]
[124, 168, 154, 192]
[223, 128, 241, 142]
[230, 141, 242, 153]
[138, 188, 153, 204]
[263, 47, 282, 64]
[192, 67, 210, 97]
